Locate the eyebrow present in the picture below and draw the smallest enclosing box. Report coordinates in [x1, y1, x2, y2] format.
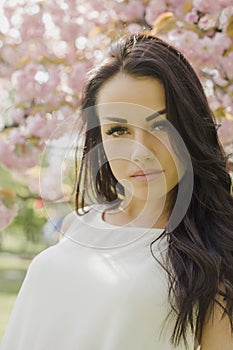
[145, 108, 166, 122]
[102, 108, 166, 123]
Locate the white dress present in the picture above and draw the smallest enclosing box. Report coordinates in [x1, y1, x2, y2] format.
[1, 205, 199, 349]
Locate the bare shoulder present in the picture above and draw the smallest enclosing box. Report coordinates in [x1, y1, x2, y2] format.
[200, 285, 233, 350]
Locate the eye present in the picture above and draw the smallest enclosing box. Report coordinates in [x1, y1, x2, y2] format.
[105, 126, 130, 137]
[150, 120, 169, 132]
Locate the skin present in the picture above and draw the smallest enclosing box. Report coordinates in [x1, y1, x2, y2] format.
[199, 287, 233, 349]
[96, 73, 233, 348]
[96, 72, 186, 229]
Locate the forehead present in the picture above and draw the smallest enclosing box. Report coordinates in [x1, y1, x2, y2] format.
[96, 73, 166, 125]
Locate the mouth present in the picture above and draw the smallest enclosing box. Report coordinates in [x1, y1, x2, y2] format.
[130, 169, 164, 182]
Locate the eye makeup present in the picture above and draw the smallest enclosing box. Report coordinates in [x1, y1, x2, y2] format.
[102, 108, 168, 137]
[105, 125, 129, 137]
[150, 119, 169, 132]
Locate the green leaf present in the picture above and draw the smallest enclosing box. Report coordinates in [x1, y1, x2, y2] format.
[227, 15, 233, 37]
[2, 195, 15, 209]
[0, 165, 29, 194]
[11, 204, 47, 243]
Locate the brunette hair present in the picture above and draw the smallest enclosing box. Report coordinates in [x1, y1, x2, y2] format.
[75, 33, 233, 347]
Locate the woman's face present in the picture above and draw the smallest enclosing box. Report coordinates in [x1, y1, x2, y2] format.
[96, 73, 186, 202]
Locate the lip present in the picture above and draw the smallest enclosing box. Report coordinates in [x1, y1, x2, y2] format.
[130, 169, 164, 182]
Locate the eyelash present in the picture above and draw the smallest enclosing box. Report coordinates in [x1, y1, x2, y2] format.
[105, 121, 168, 137]
[150, 120, 169, 132]
[105, 126, 129, 137]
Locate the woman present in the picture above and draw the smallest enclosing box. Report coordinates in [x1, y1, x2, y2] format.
[1, 33, 233, 350]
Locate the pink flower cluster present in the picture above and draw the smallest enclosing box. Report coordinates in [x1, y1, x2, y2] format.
[13, 63, 62, 106]
[0, 200, 18, 230]
[218, 119, 233, 147]
[0, 0, 233, 227]
[0, 188, 18, 230]
[0, 129, 40, 171]
[193, 0, 233, 14]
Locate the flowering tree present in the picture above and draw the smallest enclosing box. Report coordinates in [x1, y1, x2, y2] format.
[0, 0, 233, 231]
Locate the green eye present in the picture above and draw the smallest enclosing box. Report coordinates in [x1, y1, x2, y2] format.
[105, 126, 129, 137]
[150, 120, 169, 132]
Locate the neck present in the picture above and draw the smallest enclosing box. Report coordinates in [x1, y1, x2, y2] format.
[105, 190, 175, 229]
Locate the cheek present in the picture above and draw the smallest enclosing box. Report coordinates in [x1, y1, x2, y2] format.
[154, 137, 186, 181]
[107, 158, 128, 175]
[102, 138, 133, 161]
[163, 149, 186, 183]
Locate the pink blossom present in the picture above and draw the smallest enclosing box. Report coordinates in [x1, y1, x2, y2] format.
[0, 64, 14, 78]
[219, 0, 233, 8]
[2, 5, 15, 24]
[47, 110, 77, 139]
[65, 0, 78, 11]
[58, 106, 74, 119]
[24, 110, 74, 141]
[0, 141, 14, 170]
[24, 113, 56, 139]
[213, 33, 232, 54]
[42, 107, 74, 130]
[20, 41, 49, 61]
[8, 108, 25, 124]
[193, 0, 221, 14]
[38, 155, 69, 201]
[9, 129, 25, 144]
[50, 40, 69, 59]
[217, 118, 233, 146]
[61, 44, 77, 63]
[197, 36, 220, 67]
[24, 163, 63, 201]
[166, 29, 200, 60]
[0, 79, 12, 111]
[114, 0, 145, 23]
[14, 64, 62, 106]
[198, 14, 218, 30]
[185, 11, 199, 24]
[39, 66, 62, 104]
[68, 62, 87, 93]
[24, 169, 40, 195]
[214, 88, 233, 115]
[212, 71, 228, 87]
[88, 0, 106, 12]
[167, 0, 189, 17]
[167, 0, 189, 7]
[127, 23, 143, 34]
[45, 4, 65, 27]
[0, 130, 39, 171]
[39, 169, 65, 201]
[166, 29, 230, 71]
[208, 95, 221, 111]
[219, 6, 233, 32]
[0, 0, 232, 196]
[20, 12, 45, 41]
[1, 46, 23, 66]
[188, 33, 231, 69]
[59, 21, 82, 42]
[145, 0, 167, 25]
[34, 199, 44, 209]
[221, 94, 233, 113]
[220, 52, 233, 80]
[0, 201, 18, 230]
[13, 63, 39, 102]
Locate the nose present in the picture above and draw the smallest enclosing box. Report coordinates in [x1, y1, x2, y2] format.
[130, 129, 154, 163]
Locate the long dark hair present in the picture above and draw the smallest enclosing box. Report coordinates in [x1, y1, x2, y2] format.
[75, 33, 233, 347]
